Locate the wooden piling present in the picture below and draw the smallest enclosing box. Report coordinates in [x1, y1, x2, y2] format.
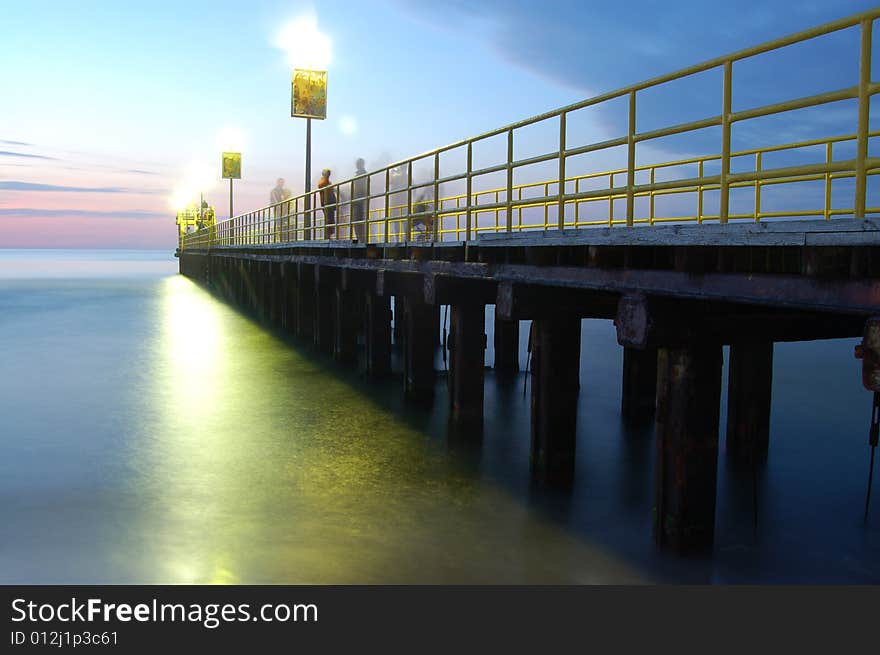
[448, 303, 486, 431]
[403, 297, 435, 402]
[365, 292, 391, 377]
[621, 346, 658, 421]
[393, 297, 405, 344]
[334, 287, 358, 365]
[295, 265, 315, 340]
[726, 341, 773, 462]
[494, 315, 520, 376]
[315, 284, 334, 354]
[530, 316, 582, 488]
[654, 342, 723, 552]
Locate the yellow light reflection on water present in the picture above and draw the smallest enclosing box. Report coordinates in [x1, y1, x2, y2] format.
[133, 275, 647, 584]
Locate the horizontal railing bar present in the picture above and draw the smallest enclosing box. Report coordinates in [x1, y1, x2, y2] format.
[563, 136, 629, 158]
[730, 86, 859, 123]
[634, 116, 723, 144]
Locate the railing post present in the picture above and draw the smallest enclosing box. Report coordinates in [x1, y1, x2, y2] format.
[406, 160, 413, 243]
[433, 152, 440, 241]
[626, 90, 636, 227]
[825, 142, 833, 220]
[366, 173, 372, 244]
[466, 142, 473, 241]
[698, 160, 704, 223]
[384, 168, 390, 244]
[720, 60, 732, 224]
[754, 151, 762, 222]
[856, 17, 873, 219]
[518, 187, 523, 231]
[506, 129, 514, 232]
[558, 111, 567, 230]
[609, 172, 615, 227]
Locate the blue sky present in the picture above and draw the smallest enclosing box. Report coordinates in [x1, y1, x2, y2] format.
[0, 0, 875, 247]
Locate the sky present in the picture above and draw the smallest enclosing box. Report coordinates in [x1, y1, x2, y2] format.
[0, 0, 876, 248]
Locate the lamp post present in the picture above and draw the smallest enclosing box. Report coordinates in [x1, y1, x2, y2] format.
[221, 151, 241, 220]
[292, 68, 327, 239]
[279, 17, 331, 241]
[216, 127, 244, 220]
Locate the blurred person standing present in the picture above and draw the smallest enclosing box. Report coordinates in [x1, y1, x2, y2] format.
[318, 168, 337, 238]
[351, 158, 368, 243]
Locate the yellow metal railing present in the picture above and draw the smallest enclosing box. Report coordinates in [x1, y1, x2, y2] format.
[181, 8, 880, 251]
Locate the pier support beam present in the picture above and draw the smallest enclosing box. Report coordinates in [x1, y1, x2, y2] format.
[726, 341, 773, 462]
[315, 287, 334, 354]
[295, 265, 315, 341]
[279, 264, 293, 331]
[334, 288, 358, 365]
[494, 316, 520, 377]
[365, 292, 391, 378]
[393, 298, 405, 345]
[244, 260, 258, 313]
[267, 263, 281, 326]
[654, 342, 723, 552]
[621, 346, 657, 421]
[530, 316, 582, 488]
[314, 266, 337, 354]
[448, 303, 486, 432]
[258, 262, 270, 322]
[403, 298, 435, 402]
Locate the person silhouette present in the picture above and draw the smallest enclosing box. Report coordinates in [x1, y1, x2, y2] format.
[318, 168, 337, 238]
[351, 158, 368, 242]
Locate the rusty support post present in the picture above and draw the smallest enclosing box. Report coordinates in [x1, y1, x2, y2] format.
[267, 263, 280, 325]
[448, 303, 486, 431]
[654, 342, 723, 552]
[494, 315, 520, 376]
[433, 304, 442, 346]
[393, 297, 405, 344]
[726, 341, 773, 462]
[334, 287, 358, 365]
[403, 297, 435, 402]
[280, 265, 293, 332]
[365, 291, 391, 378]
[530, 316, 581, 488]
[315, 282, 334, 354]
[295, 266, 315, 340]
[621, 346, 657, 421]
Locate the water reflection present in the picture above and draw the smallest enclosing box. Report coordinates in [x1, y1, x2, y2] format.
[2, 251, 877, 583]
[118, 276, 644, 584]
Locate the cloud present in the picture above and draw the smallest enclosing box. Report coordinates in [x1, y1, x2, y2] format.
[0, 140, 32, 146]
[399, 0, 873, 95]
[0, 208, 167, 220]
[0, 150, 59, 160]
[0, 181, 159, 194]
[126, 169, 161, 176]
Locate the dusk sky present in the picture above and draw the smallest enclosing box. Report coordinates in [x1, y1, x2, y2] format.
[0, 0, 875, 249]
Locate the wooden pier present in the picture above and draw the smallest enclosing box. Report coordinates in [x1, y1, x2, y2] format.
[179, 219, 880, 552]
[175, 9, 880, 552]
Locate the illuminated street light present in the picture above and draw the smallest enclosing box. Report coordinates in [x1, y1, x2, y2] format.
[277, 15, 332, 240]
[216, 128, 245, 221]
[170, 162, 217, 243]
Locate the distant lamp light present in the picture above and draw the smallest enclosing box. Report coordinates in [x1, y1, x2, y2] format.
[170, 188, 193, 212]
[340, 115, 357, 136]
[215, 127, 246, 153]
[277, 15, 332, 70]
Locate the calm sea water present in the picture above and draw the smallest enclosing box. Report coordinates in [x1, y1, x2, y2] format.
[0, 249, 877, 583]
